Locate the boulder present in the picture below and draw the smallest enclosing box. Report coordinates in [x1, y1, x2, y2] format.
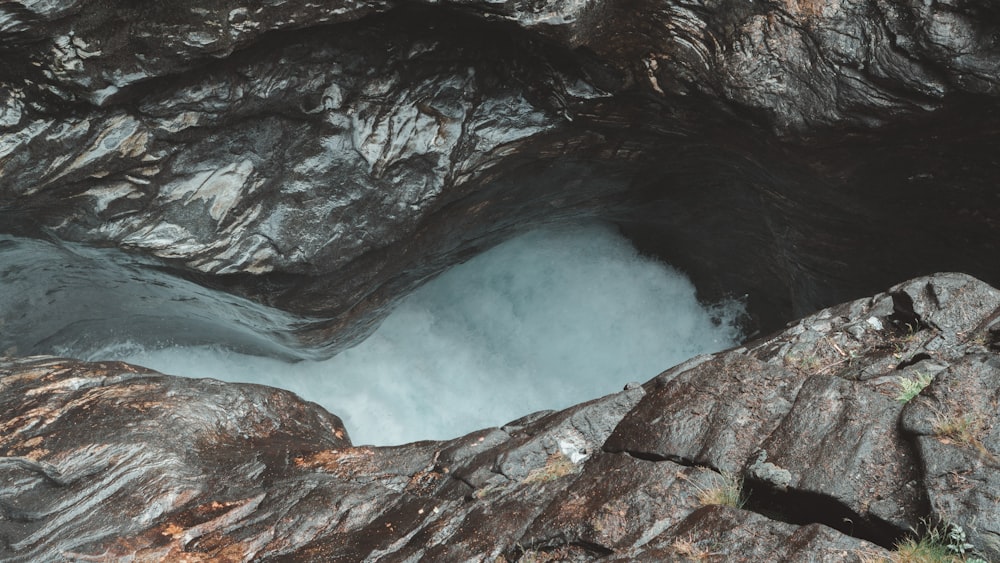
[752, 374, 923, 541]
[0, 355, 351, 561]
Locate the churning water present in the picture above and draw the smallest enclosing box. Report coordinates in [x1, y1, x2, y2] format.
[2, 222, 744, 445]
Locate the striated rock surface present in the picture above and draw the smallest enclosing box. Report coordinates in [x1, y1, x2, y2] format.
[0, 357, 351, 561]
[1, 0, 999, 356]
[2, 0, 1000, 560]
[2, 272, 998, 561]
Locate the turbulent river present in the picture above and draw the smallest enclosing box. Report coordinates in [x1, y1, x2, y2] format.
[1, 222, 744, 445]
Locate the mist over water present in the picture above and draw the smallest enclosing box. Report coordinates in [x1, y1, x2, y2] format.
[93, 222, 743, 445]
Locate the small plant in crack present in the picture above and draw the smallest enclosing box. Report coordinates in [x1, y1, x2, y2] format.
[473, 483, 507, 500]
[931, 409, 996, 462]
[671, 535, 720, 561]
[678, 469, 746, 509]
[863, 520, 988, 563]
[900, 322, 922, 342]
[896, 371, 934, 403]
[933, 413, 979, 445]
[943, 524, 977, 558]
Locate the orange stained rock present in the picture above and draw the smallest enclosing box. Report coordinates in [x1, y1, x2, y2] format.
[294, 447, 376, 477]
[782, 0, 841, 21]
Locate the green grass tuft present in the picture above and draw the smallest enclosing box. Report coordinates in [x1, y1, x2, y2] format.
[679, 470, 746, 509]
[862, 521, 987, 563]
[896, 372, 934, 403]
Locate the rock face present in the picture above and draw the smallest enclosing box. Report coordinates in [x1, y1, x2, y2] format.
[2, 1, 1000, 560]
[2, 273, 998, 561]
[1, 0, 999, 355]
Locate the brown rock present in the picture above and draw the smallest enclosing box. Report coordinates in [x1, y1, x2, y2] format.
[603, 354, 804, 473]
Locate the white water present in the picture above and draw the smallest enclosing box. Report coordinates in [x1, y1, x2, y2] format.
[101, 222, 743, 445]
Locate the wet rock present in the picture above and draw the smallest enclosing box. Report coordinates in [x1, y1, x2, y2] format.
[614, 505, 891, 562]
[0, 7, 616, 356]
[3, 0, 997, 132]
[0, 355, 351, 561]
[520, 454, 719, 553]
[747, 273, 1000, 383]
[491, 385, 645, 482]
[3, 1, 1000, 357]
[900, 354, 1000, 560]
[441, 0, 1000, 132]
[0, 0, 391, 104]
[739, 273, 1000, 547]
[1, 0, 1000, 558]
[603, 353, 804, 473]
[2, 273, 1000, 560]
[752, 374, 924, 538]
[0, 234, 310, 359]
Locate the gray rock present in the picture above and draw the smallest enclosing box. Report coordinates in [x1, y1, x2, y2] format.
[901, 354, 1000, 561]
[494, 385, 645, 482]
[603, 353, 805, 473]
[747, 450, 793, 491]
[0, 8, 603, 356]
[2, 1, 1000, 358]
[890, 273, 1000, 341]
[520, 454, 718, 553]
[1, 0, 1000, 558]
[0, 355, 351, 562]
[755, 374, 923, 534]
[613, 504, 891, 562]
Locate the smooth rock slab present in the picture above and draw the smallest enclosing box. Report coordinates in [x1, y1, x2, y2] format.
[901, 353, 1000, 560]
[520, 454, 720, 553]
[603, 353, 804, 473]
[754, 374, 923, 536]
[612, 504, 891, 562]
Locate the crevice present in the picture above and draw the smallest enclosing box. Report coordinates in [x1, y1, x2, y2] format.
[617, 450, 730, 475]
[445, 469, 479, 494]
[743, 479, 907, 550]
[989, 321, 1000, 352]
[557, 449, 911, 551]
[618, 449, 678, 464]
[895, 352, 932, 370]
[506, 538, 614, 562]
[887, 291, 929, 335]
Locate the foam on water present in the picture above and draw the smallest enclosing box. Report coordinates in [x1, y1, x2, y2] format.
[100, 222, 744, 445]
